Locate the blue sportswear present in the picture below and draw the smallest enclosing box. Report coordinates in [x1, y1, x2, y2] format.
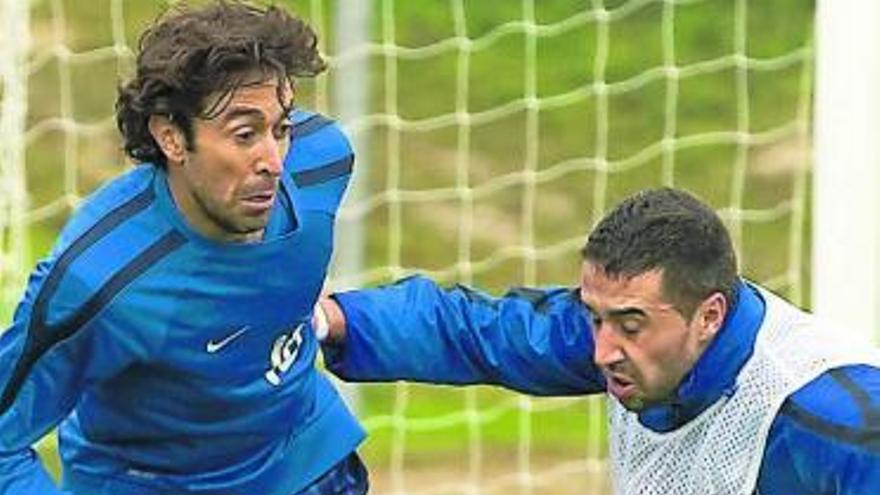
[0, 111, 366, 495]
[326, 275, 880, 494]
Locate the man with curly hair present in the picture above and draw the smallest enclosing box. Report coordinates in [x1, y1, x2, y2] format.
[0, 2, 367, 494]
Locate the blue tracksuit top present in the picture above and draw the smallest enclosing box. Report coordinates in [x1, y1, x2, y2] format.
[0, 111, 365, 495]
[326, 275, 880, 494]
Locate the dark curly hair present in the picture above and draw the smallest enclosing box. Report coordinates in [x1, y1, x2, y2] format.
[582, 188, 738, 319]
[116, 0, 326, 166]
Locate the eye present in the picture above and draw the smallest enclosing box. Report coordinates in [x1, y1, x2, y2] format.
[233, 126, 258, 144]
[273, 120, 293, 141]
[619, 318, 642, 335]
[590, 314, 602, 330]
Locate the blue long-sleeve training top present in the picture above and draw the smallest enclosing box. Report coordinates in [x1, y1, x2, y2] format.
[326, 275, 880, 494]
[0, 111, 365, 495]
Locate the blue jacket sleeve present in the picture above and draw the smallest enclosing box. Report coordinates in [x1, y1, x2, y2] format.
[758, 364, 880, 494]
[0, 262, 71, 495]
[0, 260, 152, 495]
[324, 275, 605, 396]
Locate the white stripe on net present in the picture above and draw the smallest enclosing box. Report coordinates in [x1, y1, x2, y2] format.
[727, 0, 750, 261]
[339, 49, 809, 138]
[338, 119, 807, 222]
[364, 395, 587, 433]
[402, 459, 607, 495]
[330, 0, 711, 69]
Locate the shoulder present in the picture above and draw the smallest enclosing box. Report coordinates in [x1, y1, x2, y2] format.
[284, 110, 355, 213]
[761, 364, 880, 492]
[43, 164, 184, 326]
[783, 364, 880, 432]
[285, 110, 354, 183]
[501, 286, 582, 315]
[56, 164, 161, 250]
[2, 166, 176, 398]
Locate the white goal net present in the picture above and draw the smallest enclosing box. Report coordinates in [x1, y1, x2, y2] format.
[1, 1, 816, 494]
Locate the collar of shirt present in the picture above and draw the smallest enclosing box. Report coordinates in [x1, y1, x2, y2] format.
[637, 279, 766, 432]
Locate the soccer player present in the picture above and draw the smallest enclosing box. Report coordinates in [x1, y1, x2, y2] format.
[0, 2, 367, 494]
[317, 188, 880, 494]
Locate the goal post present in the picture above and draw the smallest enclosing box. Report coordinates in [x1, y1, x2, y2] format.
[329, 0, 372, 414]
[813, 0, 880, 345]
[0, 0, 30, 320]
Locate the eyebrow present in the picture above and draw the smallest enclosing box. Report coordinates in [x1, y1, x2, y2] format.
[605, 307, 647, 319]
[581, 301, 647, 320]
[216, 106, 293, 126]
[217, 107, 267, 124]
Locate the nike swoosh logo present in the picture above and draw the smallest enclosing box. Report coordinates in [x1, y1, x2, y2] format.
[206, 326, 249, 353]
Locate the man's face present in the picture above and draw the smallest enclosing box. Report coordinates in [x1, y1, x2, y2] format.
[166, 77, 294, 242]
[579, 261, 717, 411]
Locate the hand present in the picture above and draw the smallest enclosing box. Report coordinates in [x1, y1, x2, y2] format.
[312, 300, 330, 341]
[312, 296, 347, 343]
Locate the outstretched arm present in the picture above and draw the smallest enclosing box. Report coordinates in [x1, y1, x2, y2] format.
[321, 275, 605, 396]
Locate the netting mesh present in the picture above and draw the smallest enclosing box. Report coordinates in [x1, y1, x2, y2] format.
[1, 1, 815, 493]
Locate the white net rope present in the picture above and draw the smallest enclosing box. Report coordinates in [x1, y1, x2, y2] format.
[1, 0, 134, 317]
[1, 0, 815, 494]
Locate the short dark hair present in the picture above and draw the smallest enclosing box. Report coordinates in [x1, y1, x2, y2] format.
[116, 0, 326, 166]
[581, 188, 738, 319]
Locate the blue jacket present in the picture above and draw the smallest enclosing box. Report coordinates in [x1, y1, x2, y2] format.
[0, 111, 365, 495]
[326, 275, 880, 494]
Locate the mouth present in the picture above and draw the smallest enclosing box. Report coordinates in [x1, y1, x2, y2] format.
[240, 190, 276, 213]
[604, 372, 638, 403]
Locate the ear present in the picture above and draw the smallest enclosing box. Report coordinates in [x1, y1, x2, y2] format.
[694, 292, 727, 342]
[148, 115, 187, 166]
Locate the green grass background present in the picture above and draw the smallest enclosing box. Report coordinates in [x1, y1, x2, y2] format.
[6, 0, 814, 484]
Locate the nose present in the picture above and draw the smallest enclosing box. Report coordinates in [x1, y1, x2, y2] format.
[593, 322, 625, 368]
[256, 134, 285, 177]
